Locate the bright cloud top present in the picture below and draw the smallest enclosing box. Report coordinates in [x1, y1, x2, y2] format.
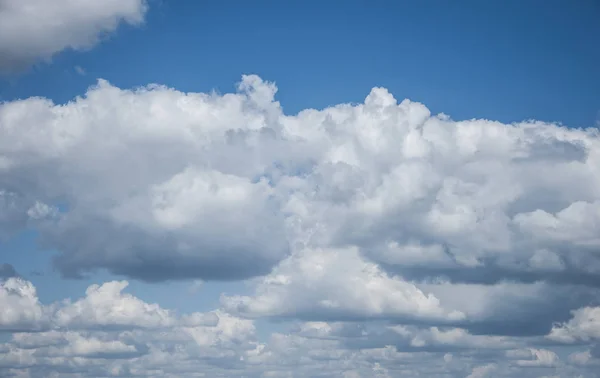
[0, 0, 148, 71]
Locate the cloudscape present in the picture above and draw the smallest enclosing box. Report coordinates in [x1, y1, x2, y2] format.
[1, 1, 600, 377]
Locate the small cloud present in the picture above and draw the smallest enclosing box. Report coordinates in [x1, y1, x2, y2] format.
[0, 0, 148, 72]
[75, 66, 86, 76]
[188, 280, 204, 294]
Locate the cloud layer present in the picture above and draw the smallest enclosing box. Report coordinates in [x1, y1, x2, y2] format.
[2, 276, 599, 377]
[2, 76, 600, 284]
[0, 0, 147, 71]
[2, 76, 600, 376]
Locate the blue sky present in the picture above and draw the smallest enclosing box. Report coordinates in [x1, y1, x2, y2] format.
[1, 1, 600, 377]
[2, 0, 599, 126]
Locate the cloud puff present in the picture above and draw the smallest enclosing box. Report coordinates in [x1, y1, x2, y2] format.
[0, 277, 48, 331]
[466, 363, 497, 378]
[0, 276, 219, 333]
[0, 76, 290, 281]
[53, 281, 174, 329]
[222, 246, 465, 323]
[0, 0, 148, 71]
[547, 307, 600, 343]
[2, 75, 600, 287]
[507, 348, 560, 367]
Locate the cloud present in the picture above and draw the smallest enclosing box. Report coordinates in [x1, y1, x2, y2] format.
[418, 280, 598, 337]
[2, 75, 600, 286]
[4, 277, 594, 377]
[2, 75, 600, 376]
[547, 307, 600, 343]
[507, 348, 560, 367]
[0, 276, 222, 334]
[222, 246, 465, 323]
[0, 0, 148, 71]
[53, 281, 174, 329]
[0, 76, 290, 282]
[0, 277, 49, 331]
[466, 363, 497, 378]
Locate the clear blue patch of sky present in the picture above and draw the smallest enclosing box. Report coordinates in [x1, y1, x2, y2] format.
[1, 0, 598, 127]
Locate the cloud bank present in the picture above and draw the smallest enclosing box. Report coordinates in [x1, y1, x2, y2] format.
[2, 76, 600, 376]
[2, 276, 599, 377]
[1, 75, 600, 285]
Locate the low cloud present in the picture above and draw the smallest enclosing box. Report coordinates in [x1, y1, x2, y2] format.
[1, 277, 596, 377]
[2, 76, 600, 376]
[2, 76, 600, 286]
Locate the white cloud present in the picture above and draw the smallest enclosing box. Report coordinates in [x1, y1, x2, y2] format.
[1, 276, 229, 336]
[0, 76, 291, 281]
[0, 0, 148, 71]
[0, 277, 48, 331]
[3, 277, 589, 377]
[54, 281, 174, 329]
[2, 75, 600, 376]
[508, 348, 560, 367]
[568, 349, 600, 367]
[222, 246, 465, 323]
[466, 363, 497, 378]
[547, 307, 600, 343]
[2, 75, 600, 286]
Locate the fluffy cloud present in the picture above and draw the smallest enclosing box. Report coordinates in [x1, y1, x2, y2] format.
[222, 246, 464, 323]
[2, 75, 600, 287]
[0, 276, 219, 333]
[0, 76, 290, 281]
[0, 0, 148, 71]
[0, 277, 48, 331]
[53, 281, 174, 329]
[506, 348, 560, 367]
[3, 75, 600, 375]
[547, 307, 600, 343]
[466, 363, 497, 378]
[5, 277, 597, 377]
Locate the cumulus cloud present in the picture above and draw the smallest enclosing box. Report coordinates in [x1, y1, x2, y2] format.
[0, 277, 48, 331]
[2, 75, 600, 376]
[466, 363, 497, 378]
[53, 281, 174, 329]
[4, 278, 594, 377]
[222, 246, 465, 323]
[0, 276, 220, 333]
[0, 76, 289, 281]
[0, 0, 148, 71]
[2, 75, 600, 287]
[547, 307, 600, 343]
[507, 348, 560, 367]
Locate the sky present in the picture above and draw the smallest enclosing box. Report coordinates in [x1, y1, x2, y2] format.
[0, 0, 599, 377]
